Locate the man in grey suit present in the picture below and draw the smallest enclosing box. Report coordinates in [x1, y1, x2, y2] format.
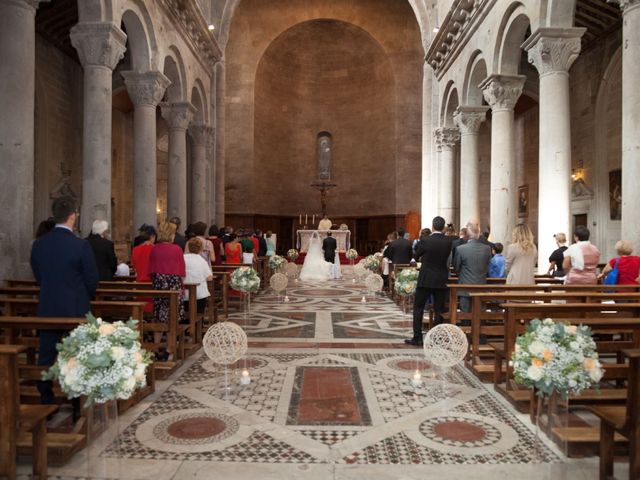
[453, 222, 492, 313]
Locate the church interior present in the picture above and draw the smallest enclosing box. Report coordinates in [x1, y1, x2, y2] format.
[1, 0, 639, 479]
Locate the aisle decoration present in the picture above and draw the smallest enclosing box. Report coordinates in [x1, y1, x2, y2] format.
[43, 314, 151, 404]
[268, 254, 287, 272]
[510, 318, 604, 398]
[287, 249, 299, 261]
[230, 266, 261, 293]
[346, 248, 358, 261]
[394, 267, 419, 296]
[363, 254, 381, 272]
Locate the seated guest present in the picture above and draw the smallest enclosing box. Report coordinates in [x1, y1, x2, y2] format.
[488, 243, 505, 278]
[265, 231, 276, 256]
[188, 221, 215, 266]
[453, 222, 492, 312]
[547, 232, 568, 277]
[225, 233, 243, 263]
[169, 216, 187, 250]
[149, 222, 186, 359]
[597, 240, 640, 285]
[207, 224, 224, 265]
[563, 225, 600, 285]
[242, 243, 255, 265]
[86, 219, 117, 281]
[133, 223, 156, 248]
[183, 238, 213, 314]
[505, 224, 537, 285]
[115, 262, 131, 277]
[131, 228, 155, 314]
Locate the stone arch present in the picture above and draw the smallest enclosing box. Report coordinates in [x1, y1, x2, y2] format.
[118, 0, 158, 70]
[190, 82, 207, 124]
[493, 2, 532, 75]
[463, 51, 488, 106]
[441, 81, 460, 127]
[77, 0, 115, 22]
[538, 0, 578, 28]
[162, 47, 187, 102]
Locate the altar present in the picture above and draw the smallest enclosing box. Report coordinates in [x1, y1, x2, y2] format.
[297, 230, 351, 252]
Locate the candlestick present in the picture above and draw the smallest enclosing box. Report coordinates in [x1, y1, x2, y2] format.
[240, 369, 251, 386]
[299, 214, 302, 224]
[305, 214, 308, 224]
[312, 214, 315, 225]
[411, 370, 423, 387]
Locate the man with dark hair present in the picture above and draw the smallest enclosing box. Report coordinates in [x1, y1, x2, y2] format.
[169, 216, 187, 250]
[31, 196, 99, 407]
[407, 216, 453, 346]
[384, 227, 413, 265]
[254, 229, 267, 257]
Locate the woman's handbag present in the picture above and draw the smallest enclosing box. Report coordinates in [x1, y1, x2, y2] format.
[603, 257, 620, 285]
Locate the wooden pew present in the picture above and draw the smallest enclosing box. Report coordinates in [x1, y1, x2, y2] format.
[592, 349, 640, 480]
[0, 344, 57, 479]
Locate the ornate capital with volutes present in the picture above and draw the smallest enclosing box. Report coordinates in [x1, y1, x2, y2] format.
[523, 28, 586, 77]
[189, 124, 214, 147]
[479, 74, 526, 112]
[434, 127, 460, 152]
[160, 101, 196, 131]
[122, 71, 171, 108]
[453, 106, 489, 135]
[70, 22, 127, 70]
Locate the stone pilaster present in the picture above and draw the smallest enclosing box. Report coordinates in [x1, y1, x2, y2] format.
[480, 74, 525, 245]
[160, 101, 195, 224]
[70, 22, 126, 235]
[189, 124, 214, 222]
[0, 0, 47, 280]
[122, 71, 170, 231]
[434, 127, 460, 225]
[523, 28, 585, 271]
[454, 106, 489, 225]
[214, 62, 226, 226]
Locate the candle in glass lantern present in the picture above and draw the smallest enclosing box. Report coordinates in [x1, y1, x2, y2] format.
[411, 370, 422, 387]
[240, 369, 251, 386]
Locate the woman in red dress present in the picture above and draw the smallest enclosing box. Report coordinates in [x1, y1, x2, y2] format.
[131, 227, 155, 313]
[225, 233, 243, 264]
[207, 224, 224, 265]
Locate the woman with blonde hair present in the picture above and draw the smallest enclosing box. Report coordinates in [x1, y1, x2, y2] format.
[598, 239, 640, 285]
[505, 224, 537, 285]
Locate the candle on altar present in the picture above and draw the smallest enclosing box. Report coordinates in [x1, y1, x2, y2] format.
[299, 214, 302, 224]
[312, 214, 315, 225]
[240, 369, 251, 386]
[305, 214, 308, 224]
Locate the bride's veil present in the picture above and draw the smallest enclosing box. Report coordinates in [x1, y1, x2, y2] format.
[299, 230, 331, 280]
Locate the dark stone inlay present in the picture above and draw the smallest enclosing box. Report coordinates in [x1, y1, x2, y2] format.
[167, 417, 226, 439]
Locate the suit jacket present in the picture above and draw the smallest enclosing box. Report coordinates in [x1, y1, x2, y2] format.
[257, 236, 267, 257]
[384, 237, 413, 265]
[173, 233, 187, 251]
[322, 236, 337, 263]
[31, 227, 99, 317]
[414, 233, 453, 288]
[86, 233, 117, 281]
[453, 239, 492, 286]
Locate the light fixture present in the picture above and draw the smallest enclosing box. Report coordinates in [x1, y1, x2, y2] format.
[208, 24, 215, 31]
[571, 168, 584, 182]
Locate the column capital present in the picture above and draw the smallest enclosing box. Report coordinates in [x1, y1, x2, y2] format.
[189, 124, 214, 147]
[5, 0, 48, 12]
[479, 74, 526, 112]
[608, 0, 640, 12]
[122, 71, 171, 109]
[523, 28, 586, 77]
[70, 22, 127, 70]
[434, 127, 460, 152]
[160, 102, 196, 131]
[453, 106, 489, 135]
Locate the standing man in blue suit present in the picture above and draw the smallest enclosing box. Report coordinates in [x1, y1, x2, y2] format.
[30, 196, 99, 405]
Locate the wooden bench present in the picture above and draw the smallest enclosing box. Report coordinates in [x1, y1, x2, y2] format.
[592, 349, 640, 480]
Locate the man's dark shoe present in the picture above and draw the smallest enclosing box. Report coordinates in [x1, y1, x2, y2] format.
[404, 338, 423, 346]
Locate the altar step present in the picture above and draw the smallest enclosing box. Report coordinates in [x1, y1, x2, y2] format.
[293, 252, 362, 265]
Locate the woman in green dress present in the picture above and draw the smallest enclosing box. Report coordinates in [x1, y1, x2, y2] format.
[265, 231, 276, 256]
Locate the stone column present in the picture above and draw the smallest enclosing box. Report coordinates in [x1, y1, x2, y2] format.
[0, 0, 45, 279]
[214, 62, 226, 226]
[611, 1, 640, 253]
[189, 124, 213, 222]
[454, 106, 489, 225]
[122, 71, 170, 231]
[524, 27, 585, 272]
[480, 74, 525, 245]
[421, 62, 436, 225]
[70, 23, 126, 235]
[434, 127, 460, 225]
[160, 102, 195, 224]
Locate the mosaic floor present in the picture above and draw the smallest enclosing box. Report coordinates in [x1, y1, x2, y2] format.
[19, 269, 627, 479]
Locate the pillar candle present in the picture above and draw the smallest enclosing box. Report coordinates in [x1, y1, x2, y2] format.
[305, 214, 308, 224]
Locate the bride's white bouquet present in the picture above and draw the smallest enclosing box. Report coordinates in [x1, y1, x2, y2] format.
[268, 255, 287, 271]
[230, 266, 261, 293]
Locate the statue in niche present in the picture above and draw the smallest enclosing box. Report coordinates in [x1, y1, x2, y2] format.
[317, 132, 332, 181]
[50, 162, 77, 200]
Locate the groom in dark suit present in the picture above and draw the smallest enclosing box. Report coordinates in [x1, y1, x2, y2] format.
[322, 231, 337, 263]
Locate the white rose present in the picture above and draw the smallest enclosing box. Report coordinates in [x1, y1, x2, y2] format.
[529, 341, 546, 356]
[111, 346, 126, 361]
[527, 365, 543, 381]
[134, 363, 146, 378]
[124, 377, 136, 390]
[589, 367, 603, 383]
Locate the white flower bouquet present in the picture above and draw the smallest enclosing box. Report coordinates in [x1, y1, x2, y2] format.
[511, 318, 604, 398]
[230, 266, 261, 293]
[363, 254, 381, 272]
[394, 268, 419, 296]
[346, 248, 358, 261]
[287, 249, 299, 261]
[268, 254, 286, 271]
[43, 314, 152, 404]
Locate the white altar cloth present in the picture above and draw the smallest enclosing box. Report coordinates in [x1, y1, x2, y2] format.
[297, 230, 350, 253]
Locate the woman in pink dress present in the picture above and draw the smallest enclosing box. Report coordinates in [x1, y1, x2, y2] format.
[562, 225, 601, 285]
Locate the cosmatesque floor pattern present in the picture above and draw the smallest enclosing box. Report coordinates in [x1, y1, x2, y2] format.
[19, 268, 628, 479]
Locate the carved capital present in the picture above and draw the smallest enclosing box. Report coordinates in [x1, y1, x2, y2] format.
[434, 127, 460, 152]
[523, 28, 585, 76]
[70, 22, 127, 70]
[160, 101, 196, 131]
[122, 71, 171, 108]
[189, 124, 214, 147]
[453, 106, 489, 135]
[479, 74, 526, 112]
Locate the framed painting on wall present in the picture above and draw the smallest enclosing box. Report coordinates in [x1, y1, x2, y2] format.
[518, 185, 528, 218]
[609, 169, 621, 220]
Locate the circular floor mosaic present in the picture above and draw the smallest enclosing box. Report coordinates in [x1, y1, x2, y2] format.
[154, 412, 239, 446]
[388, 358, 432, 372]
[420, 416, 501, 447]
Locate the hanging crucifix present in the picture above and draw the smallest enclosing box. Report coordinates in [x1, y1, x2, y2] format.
[311, 131, 337, 218]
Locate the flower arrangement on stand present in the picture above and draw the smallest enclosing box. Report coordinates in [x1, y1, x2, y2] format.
[363, 254, 381, 272]
[346, 248, 358, 262]
[268, 254, 287, 272]
[394, 268, 419, 298]
[231, 266, 261, 315]
[287, 249, 299, 261]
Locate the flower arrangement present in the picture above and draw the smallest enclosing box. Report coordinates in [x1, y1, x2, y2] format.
[230, 266, 261, 293]
[268, 254, 287, 271]
[287, 249, 299, 261]
[363, 254, 381, 272]
[510, 318, 604, 398]
[43, 314, 152, 404]
[346, 248, 358, 261]
[394, 268, 419, 296]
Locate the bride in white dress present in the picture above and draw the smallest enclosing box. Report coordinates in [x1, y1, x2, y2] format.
[299, 231, 332, 281]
